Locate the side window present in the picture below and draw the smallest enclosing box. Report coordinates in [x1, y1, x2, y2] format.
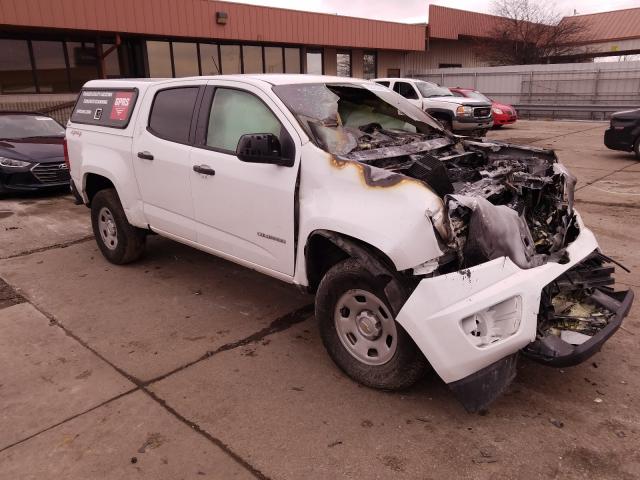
[375, 81, 390, 87]
[393, 82, 419, 100]
[206, 88, 283, 152]
[148, 87, 199, 143]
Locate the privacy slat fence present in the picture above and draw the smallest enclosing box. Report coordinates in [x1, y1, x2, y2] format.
[410, 61, 640, 120]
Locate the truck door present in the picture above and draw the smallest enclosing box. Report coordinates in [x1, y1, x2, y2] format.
[132, 81, 205, 241]
[392, 81, 422, 109]
[189, 81, 300, 276]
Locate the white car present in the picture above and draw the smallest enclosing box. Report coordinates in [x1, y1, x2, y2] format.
[66, 75, 633, 411]
[374, 77, 493, 135]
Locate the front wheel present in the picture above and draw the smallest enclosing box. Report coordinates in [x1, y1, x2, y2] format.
[634, 136, 640, 159]
[315, 258, 427, 390]
[441, 119, 453, 132]
[91, 189, 146, 264]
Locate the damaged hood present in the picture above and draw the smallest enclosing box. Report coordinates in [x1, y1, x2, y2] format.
[339, 136, 578, 271]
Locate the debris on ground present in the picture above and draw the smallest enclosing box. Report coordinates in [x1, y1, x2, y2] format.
[550, 418, 564, 428]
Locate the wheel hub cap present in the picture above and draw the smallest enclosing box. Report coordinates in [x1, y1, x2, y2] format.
[106, 220, 116, 236]
[334, 289, 398, 366]
[98, 207, 118, 250]
[355, 310, 382, 340]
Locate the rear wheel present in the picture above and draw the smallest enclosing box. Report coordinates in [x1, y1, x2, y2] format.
[91, 189, 146, 264]
[315, 258, 427, 390]
[634, 136, 640, 159]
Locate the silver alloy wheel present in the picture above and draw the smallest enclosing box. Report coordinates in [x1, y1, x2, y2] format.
[98, 207, 118, 250]
[334, 288, 398, 365]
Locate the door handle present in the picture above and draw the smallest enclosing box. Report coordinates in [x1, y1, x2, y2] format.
[193, 164, 216, 176]
[137, 151, 154, 160]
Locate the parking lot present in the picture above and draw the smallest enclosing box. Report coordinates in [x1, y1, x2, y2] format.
[1, 119, 639, 479]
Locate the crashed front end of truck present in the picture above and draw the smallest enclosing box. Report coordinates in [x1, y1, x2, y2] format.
[274, 82, 634, 412]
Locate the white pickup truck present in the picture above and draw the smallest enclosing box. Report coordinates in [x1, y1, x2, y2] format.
[67, 75, 633, 412]
[373, 78, 493, 135]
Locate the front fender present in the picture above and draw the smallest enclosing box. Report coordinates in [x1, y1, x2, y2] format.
[294, 144, 444, 286]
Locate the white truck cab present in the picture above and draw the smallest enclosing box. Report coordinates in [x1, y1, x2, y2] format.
[67, 74, 633, 412]
[373, 77, 493, 135]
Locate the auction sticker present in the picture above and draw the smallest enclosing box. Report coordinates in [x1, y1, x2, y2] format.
[110, 92, 134, 121]
[71, 88, 138, 128]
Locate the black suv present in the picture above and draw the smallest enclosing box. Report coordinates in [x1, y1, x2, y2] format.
[0, 111, 69, 194]
[604, 108, 640, 159]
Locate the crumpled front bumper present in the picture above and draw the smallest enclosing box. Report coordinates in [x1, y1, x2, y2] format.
[396, 213, 633, 411]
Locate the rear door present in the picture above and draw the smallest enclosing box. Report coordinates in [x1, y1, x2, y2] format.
[132, 81, 205, 241]
[189, 80, 300, 276]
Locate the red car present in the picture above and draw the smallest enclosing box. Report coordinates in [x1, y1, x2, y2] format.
[449, 88, 517, 127]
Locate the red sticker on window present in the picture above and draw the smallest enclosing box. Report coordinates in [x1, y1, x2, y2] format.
[110, 92, 133, 121]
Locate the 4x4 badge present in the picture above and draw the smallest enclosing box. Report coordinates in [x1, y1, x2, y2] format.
[257, 232, 286, 244]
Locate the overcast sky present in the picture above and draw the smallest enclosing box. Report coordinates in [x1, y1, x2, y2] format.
[220, 0, 640, 23]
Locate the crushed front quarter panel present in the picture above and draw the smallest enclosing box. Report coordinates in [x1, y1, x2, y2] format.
[396, 213, 600, 385]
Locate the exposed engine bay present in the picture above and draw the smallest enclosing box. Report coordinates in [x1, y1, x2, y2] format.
[341, 127, 579, 271]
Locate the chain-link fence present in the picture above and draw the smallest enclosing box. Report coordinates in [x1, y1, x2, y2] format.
[0, 95, 78, 125]
[411, 61, 640, 120]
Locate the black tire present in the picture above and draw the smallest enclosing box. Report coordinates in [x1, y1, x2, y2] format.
[441, 119, 453, 132]
[316, 258, 428, 390]
[634, 136, 640, 160]
[91, 188, 146, 264]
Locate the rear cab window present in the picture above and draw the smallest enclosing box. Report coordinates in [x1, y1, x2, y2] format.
[148, 87, 200, 144]
[71, 88, 138, 128]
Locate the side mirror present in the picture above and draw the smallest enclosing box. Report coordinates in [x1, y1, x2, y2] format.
[236, 133, 294, 167]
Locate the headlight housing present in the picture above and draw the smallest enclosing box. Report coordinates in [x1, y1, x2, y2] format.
[456, 105, 473, 117]
[493, 108, 504, 115]
[0, 157, 31, 168]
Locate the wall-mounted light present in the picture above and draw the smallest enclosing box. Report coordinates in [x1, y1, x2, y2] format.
[216, 12, 228, 25]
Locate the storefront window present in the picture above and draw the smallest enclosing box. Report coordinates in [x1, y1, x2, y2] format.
[0, 39, 35, 93]
[242, 45, 263, 73]
[67, 41, 99, 91]
[199, 44, 220, 75]
[147, 41, 172, 77]
[264, 47, 283, 73]
[337, 51, 351, 77]
[32, 41, 68, 93]
[102, 43, 121, 78]
[284, 48, 301, 73]
[220, 45, 241, 74]
[173, 42, 199, 77]
[363, 51, 377, 79]
[306, 50, 322, 75]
